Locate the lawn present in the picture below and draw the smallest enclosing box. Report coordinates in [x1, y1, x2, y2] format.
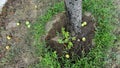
[29, 0, 116, 68]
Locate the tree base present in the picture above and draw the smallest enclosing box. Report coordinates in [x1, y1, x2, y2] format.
[45, 11, 96, 57]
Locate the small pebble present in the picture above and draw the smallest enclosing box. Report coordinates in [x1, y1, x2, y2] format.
[77, 39, 80, 41]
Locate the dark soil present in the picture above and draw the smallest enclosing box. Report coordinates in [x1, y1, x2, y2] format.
[69, 14, 95, 57]
[45, 12, 69, 56]
[45, 12, 96, 57]
[0, 0, 96, 67]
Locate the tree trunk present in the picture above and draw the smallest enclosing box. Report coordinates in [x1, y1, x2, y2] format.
[64, 0, 82, 36]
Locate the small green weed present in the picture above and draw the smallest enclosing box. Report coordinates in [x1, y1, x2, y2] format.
[28, 2, 64, 68]
[57, 27, 76, 49]
[30, 0, 116, 68]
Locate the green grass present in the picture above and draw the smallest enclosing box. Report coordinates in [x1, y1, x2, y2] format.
[28, 2, 64, 68]
[29, 0, 116, 68]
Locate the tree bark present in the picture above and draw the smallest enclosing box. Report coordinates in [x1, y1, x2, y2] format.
[64, 0, 82, 36]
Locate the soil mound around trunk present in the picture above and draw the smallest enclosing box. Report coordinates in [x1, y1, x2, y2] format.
[45, 12, 96, 57]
